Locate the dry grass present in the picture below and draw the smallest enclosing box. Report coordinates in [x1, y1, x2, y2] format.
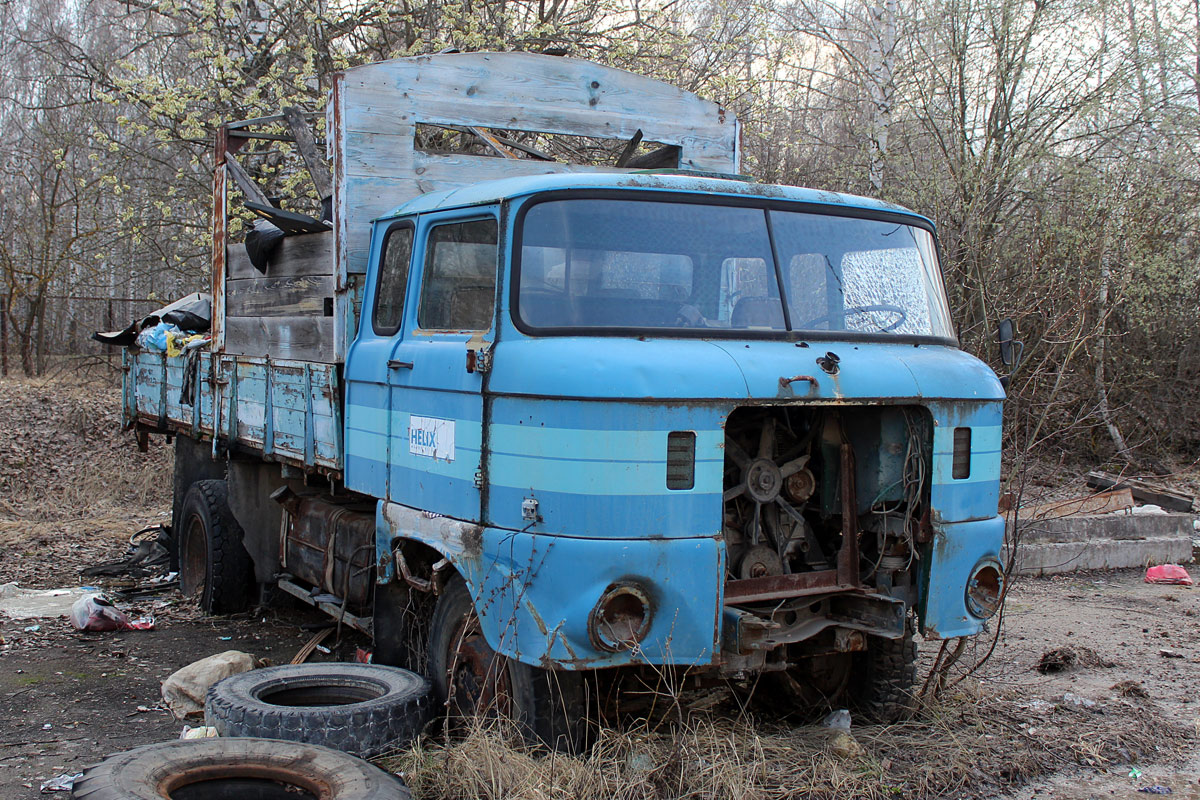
[0, 372, 171, 587]
[380, 685, 1194, 800]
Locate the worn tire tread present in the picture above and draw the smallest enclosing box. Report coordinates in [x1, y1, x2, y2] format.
[204, 663, 432, 758]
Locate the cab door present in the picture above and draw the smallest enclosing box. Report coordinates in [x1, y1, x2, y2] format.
[385, 208, 499, 522]
[343, 218, 415, 499]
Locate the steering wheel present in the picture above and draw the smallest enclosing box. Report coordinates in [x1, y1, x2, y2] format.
[799, 304, 908, 333]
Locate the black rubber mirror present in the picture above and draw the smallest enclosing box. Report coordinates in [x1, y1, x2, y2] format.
[997, 318, 1018, 367]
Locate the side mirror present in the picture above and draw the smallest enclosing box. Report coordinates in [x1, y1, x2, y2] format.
[996, 318, 1023, 390]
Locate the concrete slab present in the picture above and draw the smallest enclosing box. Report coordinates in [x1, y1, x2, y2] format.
[1005, 512, 1196, 576]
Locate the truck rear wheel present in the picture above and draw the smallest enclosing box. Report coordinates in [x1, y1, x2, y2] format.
[428, 576, 585, 752]
[179, 479, 253, 614]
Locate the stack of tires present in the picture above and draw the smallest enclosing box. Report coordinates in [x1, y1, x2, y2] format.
[72, 663, 432, 800]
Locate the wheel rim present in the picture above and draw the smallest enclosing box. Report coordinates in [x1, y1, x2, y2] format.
[180, 513, 207, 602]
[445, 611, 511, 721]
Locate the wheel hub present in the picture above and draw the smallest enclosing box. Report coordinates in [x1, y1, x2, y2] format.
[180, 515, 206, 600]
[448, 618, 511, 718]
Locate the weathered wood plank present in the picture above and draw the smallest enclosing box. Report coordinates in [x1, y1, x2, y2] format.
[225, 157, 273, 207]
[223, 315, 336, 362]
[1085, 471, 1195, 512]
[283, 105, 334, 199]
[227, 233, 334, 280]
[226, 275, 333, 317]
[343, 54, 736, 154]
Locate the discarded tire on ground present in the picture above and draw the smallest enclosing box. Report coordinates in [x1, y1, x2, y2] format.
[71, 737, 410, 800]
[205, 662, 431, 758]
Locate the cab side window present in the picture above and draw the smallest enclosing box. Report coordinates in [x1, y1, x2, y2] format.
[418, 219, 498, 331]
[373, 224, 414, 335]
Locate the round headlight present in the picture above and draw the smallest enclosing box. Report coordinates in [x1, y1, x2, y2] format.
[965, 560, 1005, 619]
[588, 582, 652, 652]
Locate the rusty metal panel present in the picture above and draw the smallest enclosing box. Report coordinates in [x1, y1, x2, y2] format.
[280, 493, 375, 608]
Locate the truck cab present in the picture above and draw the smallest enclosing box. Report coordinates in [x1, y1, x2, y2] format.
[347, 172, 1005, 741]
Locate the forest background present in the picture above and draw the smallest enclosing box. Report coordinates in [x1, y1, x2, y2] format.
[1, 0, 1197, 471]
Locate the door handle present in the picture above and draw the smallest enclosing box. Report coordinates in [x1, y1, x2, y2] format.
[387, 359, 414, 370]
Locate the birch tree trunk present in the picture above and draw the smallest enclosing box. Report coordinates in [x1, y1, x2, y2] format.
[1095, 227, 1136, 467]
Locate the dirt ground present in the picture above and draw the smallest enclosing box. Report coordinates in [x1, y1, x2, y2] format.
[0, 372, 1197, 799]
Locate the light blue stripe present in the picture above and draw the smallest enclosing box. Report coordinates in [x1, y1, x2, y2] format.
[346, 428, 387, 459]
[490, 452, 721, 495]
[490, 424, 723, 463]
[933, 424, 1002, 454]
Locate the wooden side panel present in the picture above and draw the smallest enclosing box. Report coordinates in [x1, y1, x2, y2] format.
[223, 316, 335, 363]
[227, 233, 334, 280]
[333, 52, 739, 277]
[223, 232, 338, 361]
[226, 275, 333, 317]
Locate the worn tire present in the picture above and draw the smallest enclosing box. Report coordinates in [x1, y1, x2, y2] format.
[205, 663, 432, 758]
[428, 575, 586, 752]
[71, 737, 410, 800]
[178, 479, 253, 614]
[850, 616, 918, 722]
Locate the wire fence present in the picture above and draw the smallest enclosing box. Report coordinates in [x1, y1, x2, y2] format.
[1, 293, 165, 378]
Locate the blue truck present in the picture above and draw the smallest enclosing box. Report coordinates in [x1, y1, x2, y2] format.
[124, 53, 1007, 748]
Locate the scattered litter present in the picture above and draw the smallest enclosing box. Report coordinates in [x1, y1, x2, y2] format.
[625, 752, 655, 776]
[315, 644, 332, 654]
[218, 636, 232, 641]
[135, 705, 152, 713]
[24, 624, 40, 633]
[162, 650, 258, 719]
[1060, 692, 1098, 709]
[179, 725, 219, 740]
[822, 709, 852, 730]
[1138, 787, 1172, 795]
[39, 772, 81, 792]
[1145, 565, 1193, 586]
[1130, 767, 1143, 779]
[0, 583, 89, 620]
[42, 723, 51, 730]
[355, 647, 373, 664]
[1159, 649, 1185, 659]
[1112, 680, 1150, 698]
[69, 594, 154, 632]
[1036, 645, 1115, 673]
[1019, 698, 1055, 715]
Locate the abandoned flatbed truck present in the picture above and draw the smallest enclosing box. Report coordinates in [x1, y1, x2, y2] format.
[122, 52, 1007, 747]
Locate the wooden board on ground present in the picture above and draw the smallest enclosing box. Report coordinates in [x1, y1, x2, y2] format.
[1013, 489, 1136, 521]
[1085, 471, 1195, 513]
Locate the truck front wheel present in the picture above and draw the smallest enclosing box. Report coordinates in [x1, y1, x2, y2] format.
[849, 617, 918, 722]
[427, 576, 585, 752]
[179, 480, 253, 614]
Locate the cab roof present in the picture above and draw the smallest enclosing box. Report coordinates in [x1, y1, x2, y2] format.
[379, 171, 930, 226]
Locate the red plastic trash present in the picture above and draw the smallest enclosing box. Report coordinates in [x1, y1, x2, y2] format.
[1145, 565, 1194, 585]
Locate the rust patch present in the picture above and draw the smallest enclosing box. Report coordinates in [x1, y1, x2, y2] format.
[462, 525, 484, 559]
